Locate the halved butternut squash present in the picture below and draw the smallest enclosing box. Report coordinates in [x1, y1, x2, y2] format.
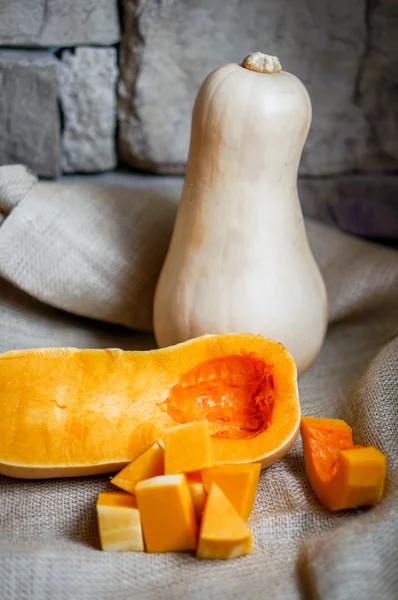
[0, 333, 299, 478]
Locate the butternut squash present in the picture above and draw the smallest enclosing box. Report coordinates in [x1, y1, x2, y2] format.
[301, 417, 386, 511]
[153, 52, 327, 375]
[0, 333, 299, 478]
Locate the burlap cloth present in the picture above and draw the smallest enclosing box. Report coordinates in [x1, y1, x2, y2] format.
[0, 165, 397, 599]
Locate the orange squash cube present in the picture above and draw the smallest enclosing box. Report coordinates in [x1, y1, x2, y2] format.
[164, 420, 213, 475]
[301, 416, 386, 511]
[111, 441, 164, 494]
[197, 483, 252, 560]
[135, 474, 198, 553]
[96, 491, 144, 552]
[201, 463, 261, 520]
[186, 472, 207, 522]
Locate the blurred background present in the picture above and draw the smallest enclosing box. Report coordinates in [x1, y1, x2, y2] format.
[0, 0, 397, 243]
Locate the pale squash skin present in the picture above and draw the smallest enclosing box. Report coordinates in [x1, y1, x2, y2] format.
[153, 58, 328, 374]
[0, 334, 299, 478]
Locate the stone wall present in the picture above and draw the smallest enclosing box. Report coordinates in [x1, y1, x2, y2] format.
[118, 0, 398, 176]
[0, 50, 60, 178]
[0, 1, 396, 239]
[0, 1, 120, 177]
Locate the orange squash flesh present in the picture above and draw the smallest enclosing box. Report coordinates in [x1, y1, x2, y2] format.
[164, 420, 213, 474]
[301, 416, 386, 511]
[201, 463, 261, 520]
[96, 491, 144, 552]
[186, 472, 207, 522]
[111, 441, 164, 494]
[135, 474, 198, 553]
[165, 354, 276, 440]
[197, 483, 252, 560]
[0, 334, 299, 478]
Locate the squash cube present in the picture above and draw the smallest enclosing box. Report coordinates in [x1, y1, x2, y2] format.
[197, 483, 252, 560]
[334, 446, 386, 510]
[135, 474, 198, 553]
[301, 416, 387, 511]
[201, 463, 261, 520]
[96, 491, 144, 552]
[111, 441, 164, 494]
[187, 472, 206, 522]
[164, 420, 213, 474]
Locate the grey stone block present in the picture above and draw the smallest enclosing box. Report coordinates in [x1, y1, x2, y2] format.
[358, 0, 398, 170]
[118, 0, 364, 174]
[0, 50, 60, 178]
[299, 175, 398, 242]
[60, 47, 118, 174]
[118, 0, 397, 176]
[0, 0, 120, 46]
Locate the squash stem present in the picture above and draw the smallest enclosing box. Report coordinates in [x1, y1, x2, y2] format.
[242, 52, 282, 74]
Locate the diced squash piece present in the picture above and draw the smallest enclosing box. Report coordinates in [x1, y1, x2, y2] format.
[111, 441, 164, 494]
[96, 491, 144, 552]
[335, 447, 387, 508]
[189, 482, 206, 522]
[301, 416, 386, 511]
[164, 420, 213, 474]
[187, 472, 207, 522]
[201, 463, 261, 520]
[197, 483, 252, 560]
[135, 474, 197, 553]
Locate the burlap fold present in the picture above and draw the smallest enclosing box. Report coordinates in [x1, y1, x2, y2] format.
[0, 165, 397, 599]
[0, 166, 177, 331]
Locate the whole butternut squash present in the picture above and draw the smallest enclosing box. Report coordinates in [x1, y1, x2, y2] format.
[154, 52, 327, 374]
[0, 334, 299, 478]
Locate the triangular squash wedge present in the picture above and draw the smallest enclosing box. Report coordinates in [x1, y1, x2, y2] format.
[197, 483, 252, 559]
[111, 441, 164, 494]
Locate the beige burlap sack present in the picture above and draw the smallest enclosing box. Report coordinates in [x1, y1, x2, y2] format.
[0, 165, 397, 599]
[0, 165, 177, 331]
